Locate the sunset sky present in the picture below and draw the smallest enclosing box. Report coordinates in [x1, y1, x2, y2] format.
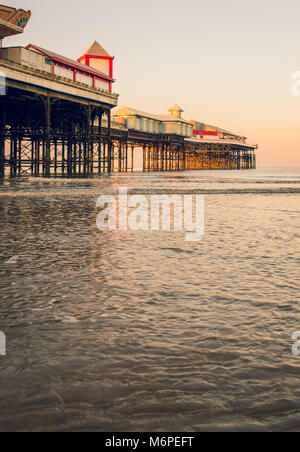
[7, 0, 300, 167]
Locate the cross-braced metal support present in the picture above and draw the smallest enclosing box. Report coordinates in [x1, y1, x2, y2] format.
[0, 86, 257, 178]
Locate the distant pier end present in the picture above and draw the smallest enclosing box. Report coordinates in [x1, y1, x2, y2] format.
[111, 106, 257, 172]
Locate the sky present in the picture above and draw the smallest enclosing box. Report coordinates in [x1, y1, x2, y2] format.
[6, 0, 300, 167]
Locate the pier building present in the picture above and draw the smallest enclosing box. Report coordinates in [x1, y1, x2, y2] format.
[25, 44, 114, 93]
[191, 120, 247, 142]
[112, 106, 193, 137]
[77, 41, 114, 92]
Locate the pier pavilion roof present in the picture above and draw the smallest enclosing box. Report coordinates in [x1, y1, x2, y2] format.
[168, 104, 184, 118]
[113, 106, 193, 125]
[26, 43, 114, 82]
[80, 40, 112, 58]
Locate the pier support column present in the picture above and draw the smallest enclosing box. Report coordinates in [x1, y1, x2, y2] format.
[118, 141, 122, 172]
[125, 141, 128, 172]
[131, 146, 134, 172]
[0, 98, 5, 178]
[10, 130, 17, 177]
[237, 150, 241, 170]
[143, 145, 146, 172]
[97, 110, 102, 174]
[161, 144, 164, 171]
[182, 146, 186, 171]
[67, 124, 73, 177]
[107, 110, 112, 173]
[87, 104, 93, 175]
[44, 95, 51, 177]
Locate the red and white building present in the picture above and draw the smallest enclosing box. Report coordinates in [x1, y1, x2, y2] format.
[25, 41, 115, 93]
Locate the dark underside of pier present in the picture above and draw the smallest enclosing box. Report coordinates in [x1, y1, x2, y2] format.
[0, 86, 256, 178]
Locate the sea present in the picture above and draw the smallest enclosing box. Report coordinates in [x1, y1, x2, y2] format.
[0, 167, 299, 432]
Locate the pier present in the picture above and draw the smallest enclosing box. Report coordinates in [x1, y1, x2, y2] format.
[0, 6, 257, 178]
[0, 71, 256, 178]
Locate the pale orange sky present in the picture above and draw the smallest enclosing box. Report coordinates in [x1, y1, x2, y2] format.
[7, 0, 300, 167]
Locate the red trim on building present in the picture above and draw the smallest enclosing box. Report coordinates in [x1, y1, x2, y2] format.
[80, 55, 114, 60]
[26, 44, 114, 83]
[193, 131, 218, 136]
[78, 54, 114, 62]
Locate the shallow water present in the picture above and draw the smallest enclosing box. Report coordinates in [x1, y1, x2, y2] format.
[0, 168, 299, 432]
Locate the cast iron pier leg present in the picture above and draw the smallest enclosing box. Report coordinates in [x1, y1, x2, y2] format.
[0, 98, 5, 178]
